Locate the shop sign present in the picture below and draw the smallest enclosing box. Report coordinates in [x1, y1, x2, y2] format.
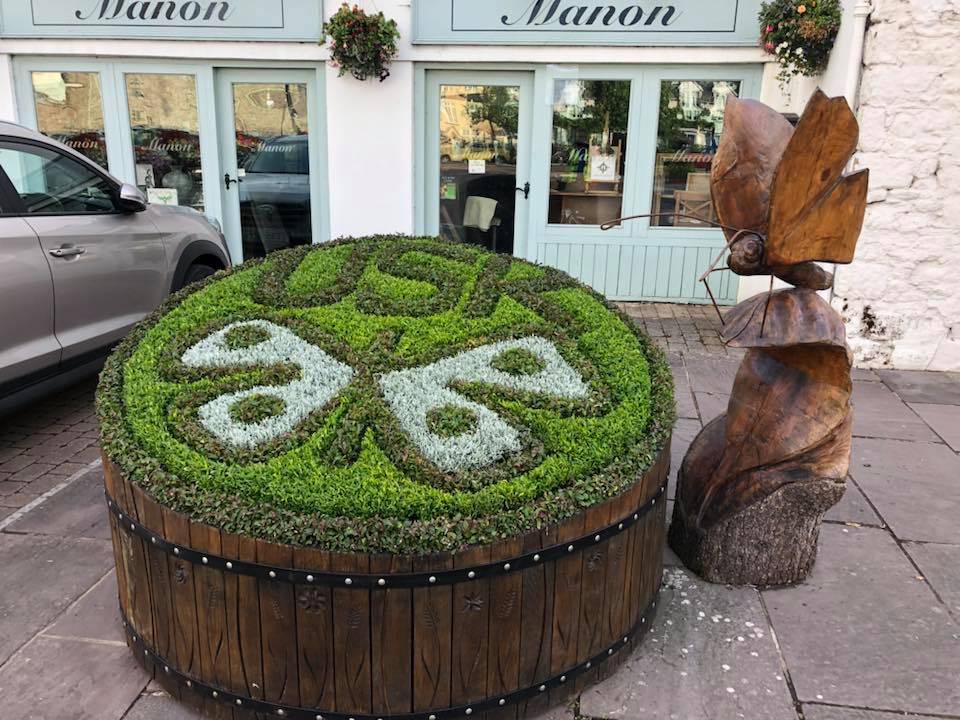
[0, 0, 322, 40]
[413, 0, 762, 45]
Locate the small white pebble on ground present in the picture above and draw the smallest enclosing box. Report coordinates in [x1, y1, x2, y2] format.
[726, 687, 736, 694]
[722, 664, 730, 671]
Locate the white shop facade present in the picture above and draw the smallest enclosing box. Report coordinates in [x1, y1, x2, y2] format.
[0, 0, 868, 304]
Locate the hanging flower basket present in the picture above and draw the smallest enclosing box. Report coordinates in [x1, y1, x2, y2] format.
[323, 3, 400, 82]
[760, 0, 842, 84]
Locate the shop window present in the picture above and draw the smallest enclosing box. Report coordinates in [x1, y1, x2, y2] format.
[31, 72, 109, 169]
[548, 79, 630, 227]
[650, 80, 741, 228]
[125, 73, 204, 211]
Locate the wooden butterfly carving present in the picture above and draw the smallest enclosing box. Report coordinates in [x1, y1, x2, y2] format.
[709, 88, 870, 291]
[661, 90, 870, 588]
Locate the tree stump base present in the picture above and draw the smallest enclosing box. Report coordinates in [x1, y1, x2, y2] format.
[668, 475, 846, 587]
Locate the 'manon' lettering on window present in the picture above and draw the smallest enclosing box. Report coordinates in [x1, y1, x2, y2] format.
[501, 0, 680, 27]
[74, 0, 233, 22]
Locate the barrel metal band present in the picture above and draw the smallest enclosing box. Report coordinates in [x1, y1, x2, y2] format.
[105, 480, 666, 589]
[121, 593, 659, 720]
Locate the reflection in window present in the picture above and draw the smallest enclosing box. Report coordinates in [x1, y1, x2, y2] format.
[549, 79, 630, 226]
[31, 72, 108, 169]
[438, 85, 520, 254]
[651, 80, 741, 228]
[126, 74, 204, 211]
[231, 83, 311, 260]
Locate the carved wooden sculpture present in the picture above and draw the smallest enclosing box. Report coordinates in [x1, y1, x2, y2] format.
[667, 90, 869, 586]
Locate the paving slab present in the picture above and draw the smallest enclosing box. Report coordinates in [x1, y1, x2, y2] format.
[0, 636, 145, 720]
[763, 525, 960, 716]
[0, 533, 114, 666]
[694, 392, 729, 425]
[683, 357, 740, 395]
[904, 542, 960, 618]
[43, 571, 122, 643]
[850, 367, 880, 382]
[908, 403, 960, 452]
[5, 467, 109, 540]
[802, 705, 946, 720]
[823, 481, 883, 527]
[849, 438, 960, 544]
[669, 419, 702, 499]
[668, 354, 699, 420]
[850, 382, 940, 442]
[580, 567, 798, 720]
[877, 369, 960, 405]
[120, 693, 203, 720]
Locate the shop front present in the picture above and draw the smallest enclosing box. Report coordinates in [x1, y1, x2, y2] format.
[1, 0, 330, 264]
[409, 0, 780, 304]
[416, 64, 759, 303]
[0, 0, 857, 303]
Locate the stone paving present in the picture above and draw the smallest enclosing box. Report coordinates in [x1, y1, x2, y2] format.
[0, 304, 958, 720]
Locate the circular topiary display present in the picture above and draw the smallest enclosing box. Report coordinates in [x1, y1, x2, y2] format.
[98, 236, 673, 554]
[98, 236, 674, 720]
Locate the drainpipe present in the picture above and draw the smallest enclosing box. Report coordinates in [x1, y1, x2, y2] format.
[832, 0, 873, 304]
[845, 0, 873, 106]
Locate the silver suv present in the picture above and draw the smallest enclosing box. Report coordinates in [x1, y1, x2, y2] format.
[0, 121, 231, 411]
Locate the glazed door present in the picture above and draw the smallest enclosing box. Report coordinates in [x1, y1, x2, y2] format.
[424, 71, 533, 257]
[216, 69, 320, 262]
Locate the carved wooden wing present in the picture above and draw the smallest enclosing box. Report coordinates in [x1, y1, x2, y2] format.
[711, 96, 794, 243]
[766, 89, 869, 266]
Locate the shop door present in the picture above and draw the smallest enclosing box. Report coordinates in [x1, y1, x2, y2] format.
[215, 69, 320, 262]
[424, 71, 533, 256]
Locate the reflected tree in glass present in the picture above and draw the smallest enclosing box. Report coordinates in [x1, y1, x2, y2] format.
[651, 80, 741, 227]
[549, 79, 631, 226]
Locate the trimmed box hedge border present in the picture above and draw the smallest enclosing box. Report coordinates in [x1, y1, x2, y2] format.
[96, 236, 675, 554]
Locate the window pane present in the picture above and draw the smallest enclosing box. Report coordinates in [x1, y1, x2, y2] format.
[438, 84, 520, 253]
[651, 80, 741, 228]
[126, 73, 204, 211]
[31, 71, 108, 169]
[232, 82, 311, 260]
[0, 141, 116, 214]
[549, 79, 630, 226]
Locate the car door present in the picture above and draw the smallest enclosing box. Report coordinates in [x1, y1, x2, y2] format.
[0, 138, 167, 362]
[0, 166, 60, 390]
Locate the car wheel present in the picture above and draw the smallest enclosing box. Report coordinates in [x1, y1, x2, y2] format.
[180, 263, 217, 289]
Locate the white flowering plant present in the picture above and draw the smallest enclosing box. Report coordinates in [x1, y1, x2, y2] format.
[97, 236, 674, 553]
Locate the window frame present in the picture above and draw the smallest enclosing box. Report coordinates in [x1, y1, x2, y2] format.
[0, 136, 123, 218]
[526, 63, 762, 248]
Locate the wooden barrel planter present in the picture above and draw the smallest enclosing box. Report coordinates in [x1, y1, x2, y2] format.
[96, 236, 674, 720]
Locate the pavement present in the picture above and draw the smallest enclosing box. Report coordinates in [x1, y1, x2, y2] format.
[0, 303, 958, 720]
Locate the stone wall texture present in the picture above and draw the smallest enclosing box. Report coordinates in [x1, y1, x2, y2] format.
[835, 0, 960, 370]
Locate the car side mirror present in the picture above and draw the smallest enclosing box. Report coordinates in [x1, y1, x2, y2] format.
[118, 183, 147, 213]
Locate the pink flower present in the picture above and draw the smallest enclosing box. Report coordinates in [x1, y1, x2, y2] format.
[765, 24, 774, 32]
[765, 41, 775, 50]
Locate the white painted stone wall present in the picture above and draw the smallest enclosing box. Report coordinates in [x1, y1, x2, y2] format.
[834, 0, 960, 370]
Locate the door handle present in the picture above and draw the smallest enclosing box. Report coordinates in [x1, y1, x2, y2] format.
[515, 182, 531, 200]
[224, 173, 242, 190]
[49, 246, 86, 258]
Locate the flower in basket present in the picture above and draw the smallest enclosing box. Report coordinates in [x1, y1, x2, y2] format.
[322, 3, 400, 82]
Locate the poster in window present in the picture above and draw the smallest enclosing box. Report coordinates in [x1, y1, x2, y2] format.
[590, 154, 618, 183]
